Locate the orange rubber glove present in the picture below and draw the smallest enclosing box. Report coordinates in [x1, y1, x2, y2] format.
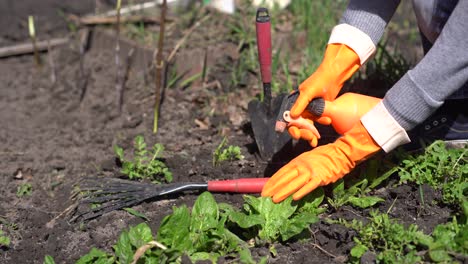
[290, 43, 361, 120]
[262, 121, 381, 203]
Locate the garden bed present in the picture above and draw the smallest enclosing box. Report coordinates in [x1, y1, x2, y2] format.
[0, 1, 465, 263]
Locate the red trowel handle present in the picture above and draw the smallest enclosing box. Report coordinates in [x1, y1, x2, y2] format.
[256, 8, 272, 84]
[256, 8, 272, 112]
[207, 178, 269, 193]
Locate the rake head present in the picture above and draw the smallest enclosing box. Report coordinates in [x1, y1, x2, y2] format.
[69, 177, 162, 222]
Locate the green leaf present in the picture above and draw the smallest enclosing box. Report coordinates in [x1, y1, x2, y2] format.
[43, 255, 55, 264]
[332, 178, 345, 196]
[128, 223, 153, 248]
[157, 205, 191, 251]
[114, 145, 124, 161]
[429, 249, 451, 262]
[0, 233, 10, 247]
[229, 211, 264, 228]
[191, 192, 219, 231]
[76, 248, 113, 264]
[350, 244, 368, 258]
[123, 208, 149, 221]
[280, 212, 318, 241]
[348, 196, 384, 208]
[113, 230, 133, 264]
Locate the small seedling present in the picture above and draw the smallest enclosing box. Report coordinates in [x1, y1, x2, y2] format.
[212, 137, 244, 166]
[328, 158, 398, 210]
[114, 135, 172, 183]
[16, 183, 33, 197]
[0, 230, 10, 247]
[43, 255, 55, 264]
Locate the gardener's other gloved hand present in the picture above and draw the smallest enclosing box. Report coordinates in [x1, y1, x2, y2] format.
[264, 99, 412, 203]
[288, 24, 377, 143]
[262, 121, 380, 203]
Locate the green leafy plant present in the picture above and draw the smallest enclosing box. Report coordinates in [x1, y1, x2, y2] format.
[328, 159, 398, 209]
[114, 135, 172, 183]
[397, 140, 467, 205]
[337, 206, 468, 264]
[77, 192, 258, 264]
[16, 183, 33, 197]
[336, 210, 432, 263]
[212, 137, 245, 166]
[428, 212, 467, 262]
[0, 230, 10, 247]
[226, 188, 325, 245]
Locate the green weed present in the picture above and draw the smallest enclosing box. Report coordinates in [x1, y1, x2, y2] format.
[212, 137, 244, 166]
[397, 140, 467, 205]
[77, 192, 259, 263]
[328, 158, 398, 210]
[225, 188, 325, 245]
[336, 206, 467, 264]
[0, 230, 10, 248]
[114, 135, 173, 183]
[16, 183, 33, 197]
[336, 210, 431, 263]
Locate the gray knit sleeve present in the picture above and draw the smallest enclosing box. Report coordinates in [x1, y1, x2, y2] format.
[340, 0, 401, 45]
[383, 0, 468, 131]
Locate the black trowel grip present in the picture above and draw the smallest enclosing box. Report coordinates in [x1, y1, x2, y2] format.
[307, 97, 325, 116]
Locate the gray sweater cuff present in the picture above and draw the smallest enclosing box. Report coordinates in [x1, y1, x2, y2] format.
[340, 0, 401, 45]
[383, 73, 444, 131]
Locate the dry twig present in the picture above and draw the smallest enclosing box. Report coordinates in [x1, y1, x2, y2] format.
[153, 0, 167, 133]
[131, 241, 167, 264]
[0, 38, 68, 58]
[166, 14, 211, 63]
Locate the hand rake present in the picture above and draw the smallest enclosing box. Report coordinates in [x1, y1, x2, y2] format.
[69, 177, 268, 222]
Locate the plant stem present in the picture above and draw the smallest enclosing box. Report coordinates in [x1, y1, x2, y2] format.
[115, 0, 123, 113]
[28, 16, 41, 68]
[153, 0, 167, 133]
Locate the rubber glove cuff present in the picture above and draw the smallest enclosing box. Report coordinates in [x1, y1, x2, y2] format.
[328, 24, 376, 64]
[361, 101, 411, 152]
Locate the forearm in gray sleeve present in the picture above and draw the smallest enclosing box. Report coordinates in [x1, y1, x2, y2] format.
[339, 0, 401, 45]
[383, 0, 468, 131]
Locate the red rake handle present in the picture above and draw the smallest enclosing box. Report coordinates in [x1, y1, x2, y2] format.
[256, 8, 272, 84]
[207, 178, 269, 193]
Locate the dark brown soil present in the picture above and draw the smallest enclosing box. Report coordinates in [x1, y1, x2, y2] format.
[0, 1, 455, 264]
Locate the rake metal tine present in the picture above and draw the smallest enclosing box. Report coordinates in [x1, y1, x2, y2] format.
[80, 192, 143, 204]
[79, 197, 149, 221]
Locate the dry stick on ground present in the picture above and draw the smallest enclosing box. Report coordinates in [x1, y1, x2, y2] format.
[47, 40, 56, 85]
[0, 38, 68, 58]
[115, 0, 124, 114]
[166, 14, 211, 63]
[78, 29, 91, 103]
[68, 14, 170, 26]
[153, 0, 167, 133]
[116, 48, 135, 111]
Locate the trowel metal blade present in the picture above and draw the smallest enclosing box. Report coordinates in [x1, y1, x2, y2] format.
[248, 94, 291, 159]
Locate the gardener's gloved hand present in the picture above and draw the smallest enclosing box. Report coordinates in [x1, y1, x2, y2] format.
[264, 95, 413, 203]
[262, 121, 381, 203]
[290, 43, 361, 121]
[289, 23, 376, 135]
